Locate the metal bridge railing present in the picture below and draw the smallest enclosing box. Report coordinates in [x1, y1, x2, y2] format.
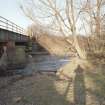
[0, 16, 25, 35]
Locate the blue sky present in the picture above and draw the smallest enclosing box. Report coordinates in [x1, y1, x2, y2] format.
[0, 0, 33, 29]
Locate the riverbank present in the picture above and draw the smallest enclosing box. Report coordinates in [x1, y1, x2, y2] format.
[0, 56, 105, 105]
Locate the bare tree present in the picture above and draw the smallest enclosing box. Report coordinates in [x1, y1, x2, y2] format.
[20, 0, 105, 60]
[20, 0, 84, 56]
[81, 0, 105, 36]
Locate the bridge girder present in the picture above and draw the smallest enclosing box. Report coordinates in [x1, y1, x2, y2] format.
[0, 28, 30, 43]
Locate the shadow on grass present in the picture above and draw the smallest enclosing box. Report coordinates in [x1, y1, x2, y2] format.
[74, 65, 86, 105]
[58, 64, 86, 105]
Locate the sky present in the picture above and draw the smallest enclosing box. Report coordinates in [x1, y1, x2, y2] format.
[0, 0, 100, 35]
[0, 0, 33, 29]
[0, 0, 87, 35]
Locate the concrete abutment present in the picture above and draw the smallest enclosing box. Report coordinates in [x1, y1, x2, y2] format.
[0, 41, 27, 71]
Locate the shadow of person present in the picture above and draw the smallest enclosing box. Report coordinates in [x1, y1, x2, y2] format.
[74, 65, 86, 105]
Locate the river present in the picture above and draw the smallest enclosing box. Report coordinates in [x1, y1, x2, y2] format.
[15, 54, 71, 75]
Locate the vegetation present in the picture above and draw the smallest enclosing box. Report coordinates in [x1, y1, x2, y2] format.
[20, 0, 105, 66]
[1, 58, 105, 105]
[10, 1, 105, 104]
[1, 1, 105, 105]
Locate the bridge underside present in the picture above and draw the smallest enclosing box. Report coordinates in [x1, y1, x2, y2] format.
[0, 27, 50, 71]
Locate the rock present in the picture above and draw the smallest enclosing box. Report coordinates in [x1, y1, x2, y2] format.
[13, 97, 22, 103]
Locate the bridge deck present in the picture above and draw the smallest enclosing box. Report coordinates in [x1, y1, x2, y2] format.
[0, 16, 29, 43]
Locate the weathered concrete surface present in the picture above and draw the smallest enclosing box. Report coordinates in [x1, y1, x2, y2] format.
[0, 47, 7, 69]
[0, 42, 27, 71]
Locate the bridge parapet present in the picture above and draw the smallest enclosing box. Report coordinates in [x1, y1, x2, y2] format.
[0, 16, 30, 43]
[0, 16, 25, 35]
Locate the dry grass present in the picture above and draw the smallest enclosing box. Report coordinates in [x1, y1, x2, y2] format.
[37, 35, 75, 56]
[0, 74, 74, 105]
[36, 34, 105, 65]
[0, 58, 105, 105]
[57, 58, 105, 105]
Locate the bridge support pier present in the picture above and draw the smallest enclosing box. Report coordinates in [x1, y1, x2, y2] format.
[0, 41, 27, 70]
[7, 41, 27, 69]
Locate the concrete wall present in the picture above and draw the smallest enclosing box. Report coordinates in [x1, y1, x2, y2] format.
[0, 41, 27, 70]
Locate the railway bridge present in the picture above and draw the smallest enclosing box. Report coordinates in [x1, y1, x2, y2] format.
[0, 16, 48, 72]
[0, 16, 29, 46]
[0, 16, 30, 70]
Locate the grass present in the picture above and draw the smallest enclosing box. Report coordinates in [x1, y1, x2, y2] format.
[37, 35, 75, 56]
[0, 58, 105, 105]
[85, 67, 105, 105]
